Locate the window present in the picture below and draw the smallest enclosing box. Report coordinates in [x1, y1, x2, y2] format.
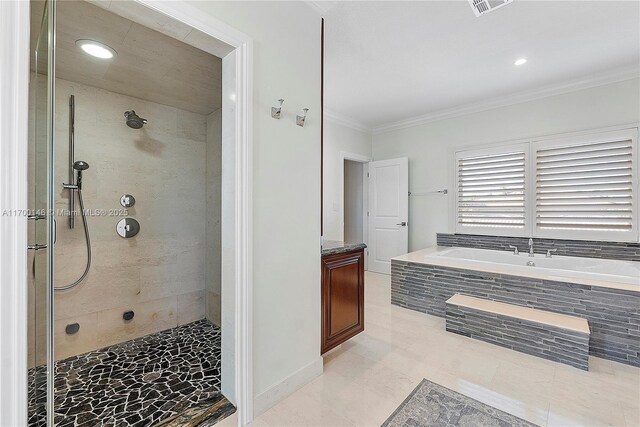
[533, 130, 637, 241]
[455, 144, 529, 237]
[453, 128, 638, 242]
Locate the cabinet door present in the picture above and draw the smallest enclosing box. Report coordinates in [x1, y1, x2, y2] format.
[321, 250, 364, 354]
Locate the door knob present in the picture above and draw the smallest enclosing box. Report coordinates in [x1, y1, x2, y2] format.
[396, 221, 407, 226]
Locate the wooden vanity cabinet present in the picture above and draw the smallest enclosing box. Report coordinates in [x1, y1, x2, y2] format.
[321, 248, 365, 354]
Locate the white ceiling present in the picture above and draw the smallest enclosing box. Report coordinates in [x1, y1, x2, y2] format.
[30, 0, 225, 115]
[324, 1, 640, 131]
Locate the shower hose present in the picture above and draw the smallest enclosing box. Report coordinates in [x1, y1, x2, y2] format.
[55, 188, 92, 291]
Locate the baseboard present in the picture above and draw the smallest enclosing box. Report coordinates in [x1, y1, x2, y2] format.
[253, 356, 323, 416]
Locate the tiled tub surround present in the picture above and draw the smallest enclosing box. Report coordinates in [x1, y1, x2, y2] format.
[28, 75, 222, 365]
[28, 320, 228, 427]
[445, 294, 591, 370]
[391, 248, 640, 367]
[437, 233, 640, 262]
[415, 246, 639, 291]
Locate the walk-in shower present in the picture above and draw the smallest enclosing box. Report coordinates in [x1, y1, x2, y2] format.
[27, 1, 227, 425]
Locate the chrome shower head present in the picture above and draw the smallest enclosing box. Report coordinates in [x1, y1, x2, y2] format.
[124, 110, 147, 129]
[73, 160, 90, 171]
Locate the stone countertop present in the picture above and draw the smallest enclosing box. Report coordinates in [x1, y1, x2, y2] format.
[321, 240, 367, 257]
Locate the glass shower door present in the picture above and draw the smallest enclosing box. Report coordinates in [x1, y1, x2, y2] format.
[28, 0, 55, 425]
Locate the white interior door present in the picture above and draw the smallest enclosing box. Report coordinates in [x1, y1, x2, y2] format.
[368, 158, 408, 274]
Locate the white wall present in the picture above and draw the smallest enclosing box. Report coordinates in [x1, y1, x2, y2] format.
[344, 160, 364, 243]
[185, 1, 323, 413]
[373, 78, 640, 251]
[323, 119, 372, 241]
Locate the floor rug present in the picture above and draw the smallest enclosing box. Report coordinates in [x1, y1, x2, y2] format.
[382, 379, 537, 427]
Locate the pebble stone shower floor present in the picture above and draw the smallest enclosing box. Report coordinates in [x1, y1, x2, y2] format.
[27, 319, 233, 426]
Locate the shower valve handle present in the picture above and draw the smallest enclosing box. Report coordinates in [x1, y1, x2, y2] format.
[28, 244, 47, 251]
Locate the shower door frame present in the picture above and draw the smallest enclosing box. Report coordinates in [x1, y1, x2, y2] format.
[1, 1, 255, 425]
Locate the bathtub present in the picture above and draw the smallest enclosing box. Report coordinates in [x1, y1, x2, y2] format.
[391, 246, 640, 366]
[393, 246, 640, 292]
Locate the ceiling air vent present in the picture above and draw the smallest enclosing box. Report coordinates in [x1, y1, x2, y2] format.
[469, 0, 514, 17]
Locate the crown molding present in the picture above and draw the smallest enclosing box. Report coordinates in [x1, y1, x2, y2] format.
[305, 1, 338, 16]
[324, 108, 372, 133]
[372, 66, 640, 135]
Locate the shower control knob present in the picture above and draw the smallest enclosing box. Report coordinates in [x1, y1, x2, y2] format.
[116, 218, 140, 238]
[120, 194, 135, 207]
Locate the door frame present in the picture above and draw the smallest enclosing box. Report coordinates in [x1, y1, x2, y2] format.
[0, 1, 255, 425]
[338, 151, 370, 269]
[0, 2, 30, 426]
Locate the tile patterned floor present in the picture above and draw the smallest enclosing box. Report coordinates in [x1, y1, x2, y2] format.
[247, 272, 640, 427]
[28, 319, 223, 426]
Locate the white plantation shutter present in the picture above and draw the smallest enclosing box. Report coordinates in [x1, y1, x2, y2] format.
[534, 130, 638, 241]
[455, 144, 528, 235]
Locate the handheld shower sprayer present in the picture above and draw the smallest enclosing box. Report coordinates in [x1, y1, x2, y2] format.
[73, 160, 90, 190]
[63, 160, 90, 190]
[58, 96, 93, 291]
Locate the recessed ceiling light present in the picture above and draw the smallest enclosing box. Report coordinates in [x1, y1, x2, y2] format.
[76, 39, 117, 59]
[514, 58, 527, 66]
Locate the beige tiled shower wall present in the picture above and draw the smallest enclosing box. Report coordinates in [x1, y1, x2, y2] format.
[205, 110, 222, 326]
[28, 75, 221, 366]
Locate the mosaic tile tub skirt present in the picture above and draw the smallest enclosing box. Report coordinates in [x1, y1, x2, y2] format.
[28, 319, 229, 426]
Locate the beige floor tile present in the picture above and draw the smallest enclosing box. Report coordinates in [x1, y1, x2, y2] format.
[553, 358, 640, 408]
[486, 357, 554, 417]
[216, 412, 238, 426]
[322, 348, 381, 381]
[248, 416, 272, 426]
[258, 386, 354, 427]
[622, 401, 640, 427]
[252, 271, 639, 427]
[301, 370, 402, 426]
[547, 399, 627, 427]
